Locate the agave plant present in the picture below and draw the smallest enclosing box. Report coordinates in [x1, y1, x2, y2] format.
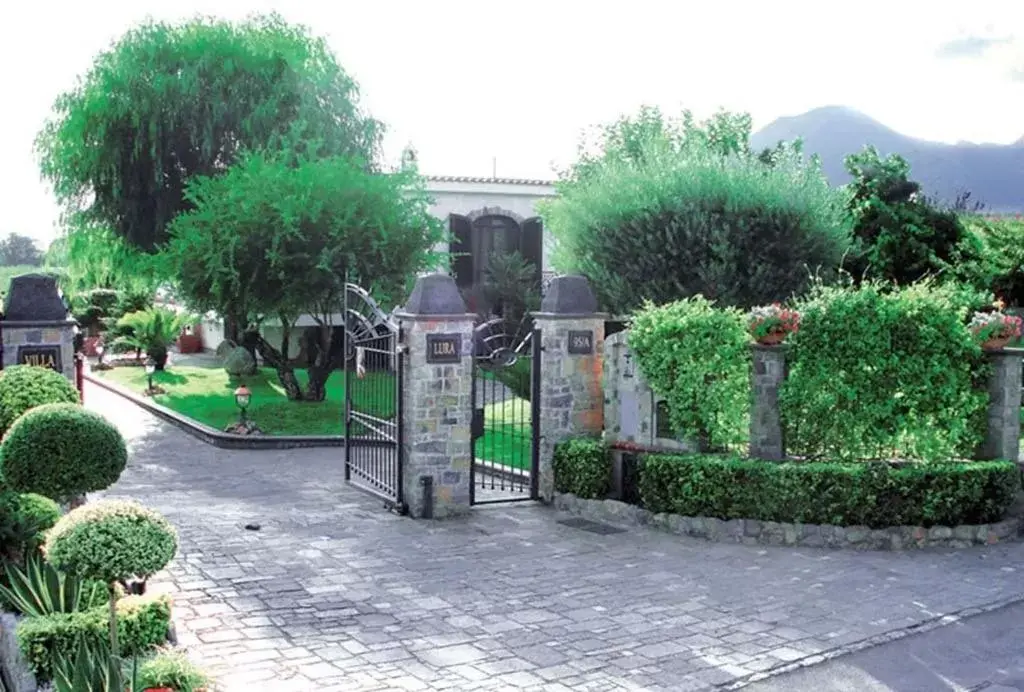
[0, 552, 107, 617]
[52, 635, 139, 692]
[114, 307, 194, 370]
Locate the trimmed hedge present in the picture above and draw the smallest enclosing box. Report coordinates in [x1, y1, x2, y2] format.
[0, 403, 127, 502]
[639, 454, 1020, 529]
[0, 366, 80, 437]
[16, 594, 172, 680]
[553, 439, 611, 499]
[45, 500, 178, 584]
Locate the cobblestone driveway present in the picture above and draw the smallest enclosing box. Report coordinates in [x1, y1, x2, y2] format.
[88, 383, 1024, 691]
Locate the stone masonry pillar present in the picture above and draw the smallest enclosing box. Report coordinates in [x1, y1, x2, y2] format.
[3, 274, 78, 384]
[979, 348, 1022, 462]
[750, 345, 786, 461]
[395, 274, 475, 518]
[533, 276, 606, 502]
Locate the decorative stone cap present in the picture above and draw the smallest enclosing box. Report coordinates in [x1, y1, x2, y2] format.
[5, 273, 68, 322]
[402, 273, 467, 315]
[540, 275, 599, 314]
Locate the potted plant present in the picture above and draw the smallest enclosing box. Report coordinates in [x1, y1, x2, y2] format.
[969, 309, 1023, 350]
[747, 304, 800, 345]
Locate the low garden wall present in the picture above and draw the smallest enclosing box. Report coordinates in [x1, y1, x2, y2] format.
[552, 439, 1024, 551]
[554, 493, 1022, 550]
[0, 613, 38, 692]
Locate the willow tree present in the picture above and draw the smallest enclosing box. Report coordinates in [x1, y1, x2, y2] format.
[165, 151, 444, 401]
[36, 13, 382, 253]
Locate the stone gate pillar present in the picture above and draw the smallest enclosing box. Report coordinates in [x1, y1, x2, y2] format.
[978, 348, 1023, 462]
[532, 276, 607, 502]
[750, 345, 787, 460]
[3, 274, 77, 383]
[395, 274, 475, 518]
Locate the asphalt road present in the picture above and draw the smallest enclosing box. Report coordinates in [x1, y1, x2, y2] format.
[745, 601, 1024, 692]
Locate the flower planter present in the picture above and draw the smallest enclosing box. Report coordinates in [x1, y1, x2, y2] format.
[755, 332, 786, 346]
[982, 336, 1012, 351]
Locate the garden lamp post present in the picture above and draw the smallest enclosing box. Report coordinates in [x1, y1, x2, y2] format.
[144, 357, 156, 393]
[234, 385, 251, 423]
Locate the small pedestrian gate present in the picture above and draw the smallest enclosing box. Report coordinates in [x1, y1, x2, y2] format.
[343, 283, 405, 513]
[470, 317, 541, 504]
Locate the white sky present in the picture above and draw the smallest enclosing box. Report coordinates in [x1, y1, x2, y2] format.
[2, 0, 1023, 246]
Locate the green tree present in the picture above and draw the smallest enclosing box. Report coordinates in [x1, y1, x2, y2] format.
[0, 234, 43, 267]
[165, 152, 444, 401]
[543, 107, 852, 314]
[844, 146, 984, 286]
[36, 13, 382, 252]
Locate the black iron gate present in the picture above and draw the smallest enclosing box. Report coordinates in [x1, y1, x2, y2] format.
[343, 283, 405, 513]
[470, 318, 541, 504]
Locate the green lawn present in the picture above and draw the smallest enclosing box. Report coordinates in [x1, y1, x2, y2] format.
[99, 363, 532, 462]
[477, 397, 533, 471]
[98, 365, 392, 436]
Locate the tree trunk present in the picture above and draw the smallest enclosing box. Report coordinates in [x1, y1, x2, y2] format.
[303, 326, 340, 402]
[253, 333, 303, 401]
[108, 584, 119, 656]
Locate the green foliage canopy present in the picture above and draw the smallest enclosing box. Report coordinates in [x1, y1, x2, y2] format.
[36, 13, 383, 251]
[844, 146, 984, 286]
[543, 107, 852, 314]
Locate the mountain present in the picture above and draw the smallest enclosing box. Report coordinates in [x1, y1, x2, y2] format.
[751, 106, 1024, 212]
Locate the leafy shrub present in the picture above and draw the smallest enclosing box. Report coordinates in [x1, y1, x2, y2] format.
[845, 147, 985, 286]
[629, 297, 749, 449]
[138, 649, 208, 691]
[114, 307, 192, 368]
[553, 439, 611, 499]
[16, 594, 171, 680]
[541, 107, 852, 314]
[1, 404, 128, 502]
[639, 454, 1020, 528]
[0, 492, 61, 561]
[779, 282, 989, 461]
[45, 501, 178, 585]
[223, 345, 256, 378]
[0, 552, 108, 618]
[0, 365, 80, 437]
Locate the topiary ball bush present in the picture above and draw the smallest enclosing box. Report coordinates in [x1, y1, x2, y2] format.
[0, 491, 61, 560]
[0, 403, 128, 501]
[45, 500, 178, 584]
[0, 365, 80, 437]
[223, 345, 255, 378]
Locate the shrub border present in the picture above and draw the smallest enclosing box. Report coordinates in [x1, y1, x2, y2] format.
[553, 493, 1023, 550]
[85, 373, 353, 450]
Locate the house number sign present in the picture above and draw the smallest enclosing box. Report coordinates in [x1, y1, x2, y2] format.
[567, 330, 594, 355]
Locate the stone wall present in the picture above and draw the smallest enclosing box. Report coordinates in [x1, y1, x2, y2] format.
[555, 493, 1023, 551]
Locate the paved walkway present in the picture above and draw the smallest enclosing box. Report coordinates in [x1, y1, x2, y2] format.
[87, 382, 1024, 691]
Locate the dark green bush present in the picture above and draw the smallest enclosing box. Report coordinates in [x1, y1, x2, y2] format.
[629, 297, 749, 449]
[0, 404, 127, 502]
[16, 594, 172, 680]
[0, 491, 61, 561]
[639, 453, 1020, 528]
[0, 366, 80, 437]
[553, 439, 611, 499]
[541, 108, 852, 314]
[779, 282, 989, 462]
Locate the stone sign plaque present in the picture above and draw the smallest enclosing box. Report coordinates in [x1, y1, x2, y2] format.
[18, 345, 62, 373]
[567, 330, 594, 355]
[426, 334, 461, 363]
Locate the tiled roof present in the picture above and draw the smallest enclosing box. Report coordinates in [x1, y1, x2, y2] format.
[425, 175, 556, 186]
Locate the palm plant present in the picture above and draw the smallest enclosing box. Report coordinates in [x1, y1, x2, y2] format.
[114, 307, 193, 369]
